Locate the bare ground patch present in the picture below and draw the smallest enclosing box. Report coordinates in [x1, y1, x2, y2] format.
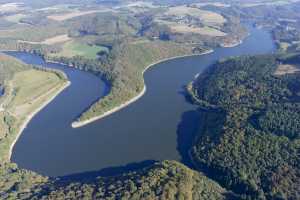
[12, 83, 63, 117]
[156, 20, 226, 36]
[165, 5, 226, 25]
[4, 14, 26, 23]
[192, 3, 230, 7]
[42, 34, 71, 45]
[274, 64, 300, 76]
[170, 24, 226, 36]
[0, 3, 24, 13]
[47, 9, 112, 21]
[18, 34, 71, 45]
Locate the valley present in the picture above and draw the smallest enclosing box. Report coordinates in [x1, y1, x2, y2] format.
[0, 0, 299, 200]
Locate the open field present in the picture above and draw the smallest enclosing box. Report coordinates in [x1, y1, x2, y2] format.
[42, 34, 71, 45]
[0, 25, 68, 42]
[156, 19, 226, 36]
[274, 64, 300, 75]
[241, 0, 300, 7]
[165, 5, 226, 25]
[170, 24, 226, 36]
[4, 14, 26, 23]
[154, 5, 227, 36]
[278, 42, 290, 51]
[7, 69, 64, 116]
[47, 9, 113, 21]
[192, 2, 230, 7]
[50, 41, 108, 59]
[125, 1, 156, 8]
[17, 34, 71, 45]
[35, 4, 75, 12]
[0, 3, 24, 13]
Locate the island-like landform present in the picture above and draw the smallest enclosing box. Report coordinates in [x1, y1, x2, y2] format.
[0, 0, 299, 199]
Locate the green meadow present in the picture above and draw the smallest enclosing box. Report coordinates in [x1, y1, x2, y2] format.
[51, 41, 108, 59]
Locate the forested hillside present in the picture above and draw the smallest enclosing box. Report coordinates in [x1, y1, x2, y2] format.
[28, 161, 232, 200]
[189, 54, 300, 199]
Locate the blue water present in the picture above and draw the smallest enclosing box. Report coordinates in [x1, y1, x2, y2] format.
[8, 26, 275, 177]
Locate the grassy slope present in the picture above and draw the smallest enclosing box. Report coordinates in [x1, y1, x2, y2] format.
[189, 54, 300, 199]
[49, 41, 108, 59]
[4, 14, 26, 23]
[0, 54, 68, 161]
[0, 24, 68, 42]
[0, 54, 27, 86]
[8, 70, 62, 108]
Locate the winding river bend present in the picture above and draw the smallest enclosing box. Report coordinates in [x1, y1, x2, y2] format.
[8, 26, 275, 177]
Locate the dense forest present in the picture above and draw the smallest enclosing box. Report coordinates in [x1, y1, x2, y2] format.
[1, 161, 235, 200]
[189, 54, 300, 199]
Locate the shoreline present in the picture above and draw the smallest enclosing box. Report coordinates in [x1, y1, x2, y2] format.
[8, 81, 71, 161]
[220, 40, 242, 48]
[44, 59, 75, 68]
[71, 49, 214, 128]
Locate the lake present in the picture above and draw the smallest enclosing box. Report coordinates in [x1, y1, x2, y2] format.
[8, 26, 275, 177]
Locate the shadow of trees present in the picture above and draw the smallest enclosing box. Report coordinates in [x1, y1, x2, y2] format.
[176, 109, 202, 169]
[55, 160, 156, 184]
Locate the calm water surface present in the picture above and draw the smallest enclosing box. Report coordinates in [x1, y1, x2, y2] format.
[8, 26, 275, 176]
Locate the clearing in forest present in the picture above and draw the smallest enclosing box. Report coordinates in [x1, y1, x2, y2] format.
[50, 41, 108, 59]
[42, 34, 72, 45]
[274, 64, 300, 76]
[47, 9, 112, 21]
[165, 5, 226, 25]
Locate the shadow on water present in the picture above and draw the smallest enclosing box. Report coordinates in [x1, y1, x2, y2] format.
[176, 109, 202, 169]
[178, 85, 195, 105]
[0, 87, 4, 96]
[55, 160, 156, 183]
[176, 86, 202, 169]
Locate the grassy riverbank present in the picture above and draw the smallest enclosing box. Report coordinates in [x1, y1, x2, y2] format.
[0, 54, 69, 161]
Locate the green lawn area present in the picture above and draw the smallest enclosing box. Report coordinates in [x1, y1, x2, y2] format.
[8, 69, 62, 109]
[52, 41, 108, 59]
[0, 64, 67, 160]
